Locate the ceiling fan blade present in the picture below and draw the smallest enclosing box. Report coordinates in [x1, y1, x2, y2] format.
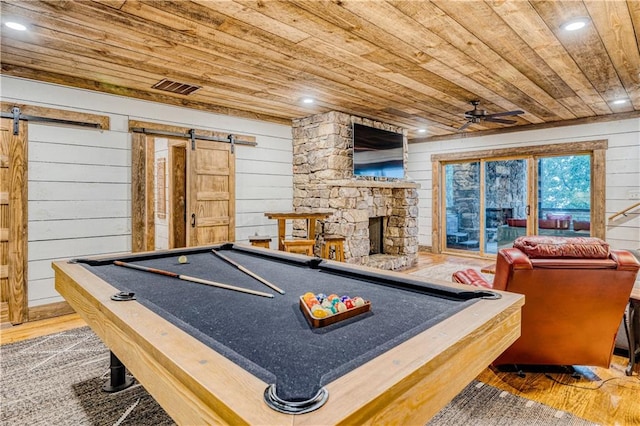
[484, 117, 517, 124]
[458, 121, 473, 131]
[486, 110, 524, 118]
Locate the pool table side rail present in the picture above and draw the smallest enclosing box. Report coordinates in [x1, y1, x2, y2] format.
[53, 259, 284, 425]
[316, 294, 523, 425]
[53, 246, 524, 425]
[70, 242, 306, 267]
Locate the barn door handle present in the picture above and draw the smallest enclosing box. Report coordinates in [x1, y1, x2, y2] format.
[525, 205, 531, 216]
[191, 213, 196, 228]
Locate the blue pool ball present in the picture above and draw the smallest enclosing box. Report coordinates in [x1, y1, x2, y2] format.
[340, 295, 350, 302]
[316, 293, 327, 302]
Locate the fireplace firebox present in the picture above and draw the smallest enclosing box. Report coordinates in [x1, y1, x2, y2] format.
[369, 217, 384, 255]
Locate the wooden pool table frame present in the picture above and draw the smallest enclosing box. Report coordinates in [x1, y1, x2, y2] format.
[53, 245, 523, 425]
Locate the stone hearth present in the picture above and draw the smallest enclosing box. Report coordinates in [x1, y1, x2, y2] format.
[292, 111, 419, 270]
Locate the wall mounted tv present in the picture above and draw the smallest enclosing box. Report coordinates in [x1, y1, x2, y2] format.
[352, 123, 404, 178]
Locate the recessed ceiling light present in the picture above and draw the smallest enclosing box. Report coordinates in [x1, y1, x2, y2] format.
[5, 22, 27, 31]
[562, 18, 589, 31]
[417, 129, 426, 133]
[612, 99, 627, 105]
[302, 98, 314, 104]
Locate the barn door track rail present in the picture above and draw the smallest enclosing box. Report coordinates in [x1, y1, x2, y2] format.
[1, 106, 101, 135]
[130, 127, 257, 153]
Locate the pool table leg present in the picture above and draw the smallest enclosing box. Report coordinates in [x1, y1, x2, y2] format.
[102, 351, 135, 392]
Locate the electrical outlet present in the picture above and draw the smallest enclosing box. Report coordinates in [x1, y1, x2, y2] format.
[628, 190, 640, 200]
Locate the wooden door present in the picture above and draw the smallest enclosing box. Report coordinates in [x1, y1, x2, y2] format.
[131, 133, 155, 252]
[186, 140, 235, 246]
[169, 141, 187, 249]
[0, 118, 28, 324]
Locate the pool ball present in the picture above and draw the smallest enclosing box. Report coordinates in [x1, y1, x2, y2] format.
[344, 299, 354, 309]
[303, 292, 316, 301]
[178, 255, 188, 264]
[353, 297, 365, 307]
[312, 308, 329, 319]
[321, 299, 333, 308]
[335, 302, 347, 312]
[316, 293, 327, 302]
[340, 295, 350, 302]
[306, 298, 320, 308]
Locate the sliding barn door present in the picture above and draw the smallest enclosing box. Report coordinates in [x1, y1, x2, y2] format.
[186, 140, 235, 246]
[0, 118, 28, 324]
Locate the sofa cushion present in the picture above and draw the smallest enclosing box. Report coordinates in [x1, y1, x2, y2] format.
[539, 218, 570, 229]
[541, 214, 571, 229]
[507, 218, 527, 227]
[513, 236, 610, 259]
[573, 220, 590, 231]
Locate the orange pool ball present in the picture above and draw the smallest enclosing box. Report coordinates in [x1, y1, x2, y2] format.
[306, 298, 320, 308]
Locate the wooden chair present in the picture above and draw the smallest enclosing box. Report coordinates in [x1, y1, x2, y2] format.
[321, 235, 345, 262]
[282, 239, 315, 256]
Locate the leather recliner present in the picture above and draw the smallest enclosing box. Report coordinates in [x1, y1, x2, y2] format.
[453, 236, 640, 368]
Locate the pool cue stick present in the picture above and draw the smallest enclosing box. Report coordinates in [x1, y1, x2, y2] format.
[113, 261, 274, 298]
[211, 250, 285, 295]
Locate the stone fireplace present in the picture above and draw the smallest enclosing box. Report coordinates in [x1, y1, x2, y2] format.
[291, 111, 419, 270]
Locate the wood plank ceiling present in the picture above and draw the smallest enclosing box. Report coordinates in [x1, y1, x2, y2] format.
[1, 0, 639, 141]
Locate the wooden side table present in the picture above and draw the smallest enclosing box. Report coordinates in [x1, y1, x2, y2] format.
[264, 211, 332, 251]
[626, 287, 640, 376]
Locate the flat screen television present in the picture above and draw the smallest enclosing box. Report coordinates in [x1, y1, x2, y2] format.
[352, 123, 404, 178]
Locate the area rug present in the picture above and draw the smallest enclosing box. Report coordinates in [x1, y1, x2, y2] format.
[0, 327, 596, 425]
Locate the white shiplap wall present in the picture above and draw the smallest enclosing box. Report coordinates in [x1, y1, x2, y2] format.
[1, 76, 293, 307]
[407, 118, 640, 251]
[27, 125, 132, 304]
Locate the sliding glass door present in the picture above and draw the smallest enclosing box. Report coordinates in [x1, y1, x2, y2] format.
[445, 162, 481, 253]
[537, 155, 591, 237]
[485, 159, 528, 254]
[443, 153, 592, 256]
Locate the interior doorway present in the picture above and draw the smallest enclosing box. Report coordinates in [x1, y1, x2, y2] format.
[130, 123, 237, 253]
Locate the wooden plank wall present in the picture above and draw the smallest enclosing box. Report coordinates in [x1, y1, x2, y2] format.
[2, 75, 292, 309]
[407, 118, 640, 251]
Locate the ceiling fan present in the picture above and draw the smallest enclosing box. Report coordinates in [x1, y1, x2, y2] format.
[458, 100, 524, 131]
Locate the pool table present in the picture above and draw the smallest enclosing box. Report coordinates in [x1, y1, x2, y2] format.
[53, 243, 523, 425]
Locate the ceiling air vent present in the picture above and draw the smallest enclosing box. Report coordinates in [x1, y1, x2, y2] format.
[152, 78, 201, 95]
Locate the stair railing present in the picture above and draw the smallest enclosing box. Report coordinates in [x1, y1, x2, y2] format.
[608, 201, 640, 221]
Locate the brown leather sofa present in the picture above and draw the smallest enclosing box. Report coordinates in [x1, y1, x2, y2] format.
[453, 236, 640, 368]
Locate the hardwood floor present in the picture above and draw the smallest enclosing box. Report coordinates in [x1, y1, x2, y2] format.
[1, 251, 638, 425]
